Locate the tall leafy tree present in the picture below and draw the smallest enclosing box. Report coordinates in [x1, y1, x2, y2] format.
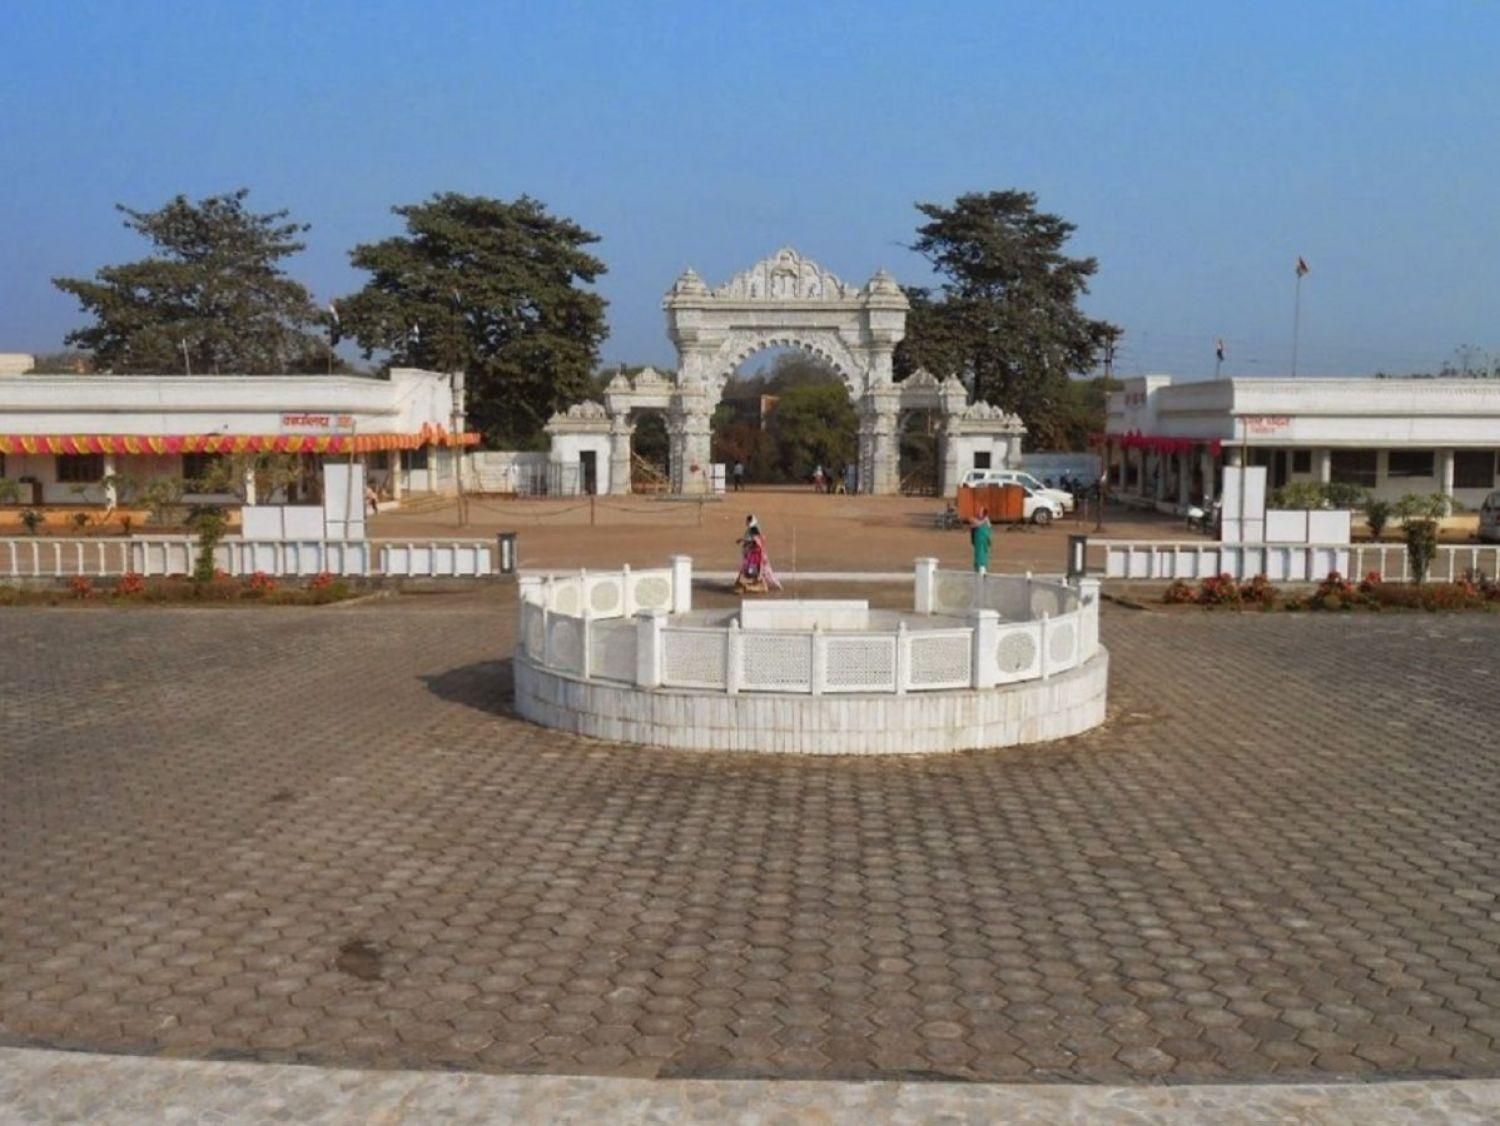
[338, 193, 607, 447]
[53, 190, 328, 373]
[894, 190, 1121, 448]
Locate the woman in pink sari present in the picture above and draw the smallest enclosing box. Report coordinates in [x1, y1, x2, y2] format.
[734, 514, 783, 593]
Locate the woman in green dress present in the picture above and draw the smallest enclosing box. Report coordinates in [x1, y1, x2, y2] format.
[969, 506, 992, 572]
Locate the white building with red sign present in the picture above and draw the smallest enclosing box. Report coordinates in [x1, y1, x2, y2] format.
[0, 364, 475, 507]
[1105, 374, 1500, 511]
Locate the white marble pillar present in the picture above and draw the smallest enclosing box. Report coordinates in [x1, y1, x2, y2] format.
[1316, 448, 1332, 485]
[1201, 446, 1217, 504]
[608, 415, 633, 495]
[102, 453, 118, 508]
[1178, 452, 1192, 508]
[1439, 449, 1455, 499]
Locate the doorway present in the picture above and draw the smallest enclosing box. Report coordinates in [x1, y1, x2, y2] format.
[580, 451, 597, 496]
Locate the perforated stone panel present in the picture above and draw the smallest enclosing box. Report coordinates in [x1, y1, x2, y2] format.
[589, 578, 622, 614]
[824, 636, 896, 692]
[590, 619, 636, 682]
[1030, 586, 1062, 618]
[909, 634, 971, 687]
[996, 629, 1038, 675]
[938, 577, 975, 611]
[1049, 622, 1077, 666]
[552, 583, 580, 615]
[634, 575, 671, 610]
[662, 630, 726, 687]
[741, 634, 813, 691]
[549, 616, 584, 675]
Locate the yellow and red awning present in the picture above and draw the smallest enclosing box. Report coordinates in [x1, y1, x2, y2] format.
[0, 425, 480, 457]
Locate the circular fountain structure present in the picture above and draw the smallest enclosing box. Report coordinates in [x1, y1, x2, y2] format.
[514, 557, 1108, 755]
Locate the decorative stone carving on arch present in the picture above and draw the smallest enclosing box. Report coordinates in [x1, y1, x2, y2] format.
[707, 330, 867, 398]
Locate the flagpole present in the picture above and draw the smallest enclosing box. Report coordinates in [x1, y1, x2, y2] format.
[1291, 271, 1304, 378]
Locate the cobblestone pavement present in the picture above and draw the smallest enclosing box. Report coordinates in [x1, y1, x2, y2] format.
[4, 593, 1500, 1085]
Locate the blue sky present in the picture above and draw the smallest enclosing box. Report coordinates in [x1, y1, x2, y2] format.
[2, 1, 1497, 378]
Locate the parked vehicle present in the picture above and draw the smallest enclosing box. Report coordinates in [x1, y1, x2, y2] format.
[960, 468, 1075, 513]
[1021, 485, 1065, 526]
[1481, 491, 1500, 544]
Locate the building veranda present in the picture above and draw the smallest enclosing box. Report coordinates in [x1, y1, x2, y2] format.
[1105, 374, 1500, 514]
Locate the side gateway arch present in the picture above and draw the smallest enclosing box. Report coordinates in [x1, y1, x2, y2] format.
[547, 248, 1024, 495]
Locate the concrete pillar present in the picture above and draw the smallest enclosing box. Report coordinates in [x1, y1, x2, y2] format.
[243, 465, 257, 506]
[426, 448, 438, 494]
[1439, 448, 1455, 498]
[914, 557, 938, 614]
[390, 453, 403, 502]
[871, 408, 899, 495]
[1316, 448, 1332, 485]
[102, 453, 118, 508]
[634, 609, 666, 688]
[608, 415, 633, 495]
[1178, 451, 1192, 508]
[670, 554, 693, 613]
[1201, 446, 1217, 503]
[939, 427, 961, 495]
[969, 608, 1000, 689]
[1153, 452, 1168, 504]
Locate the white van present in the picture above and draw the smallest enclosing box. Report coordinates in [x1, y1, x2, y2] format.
[959, 468, 1076, 513]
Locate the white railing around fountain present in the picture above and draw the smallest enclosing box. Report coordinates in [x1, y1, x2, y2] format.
[517, 556, 1101, 696]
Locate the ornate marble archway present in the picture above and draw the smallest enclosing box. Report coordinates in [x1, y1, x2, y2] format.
[550, 249, 1025, 495]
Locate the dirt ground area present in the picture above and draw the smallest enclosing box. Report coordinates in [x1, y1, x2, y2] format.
[370, 490, 1190, 574]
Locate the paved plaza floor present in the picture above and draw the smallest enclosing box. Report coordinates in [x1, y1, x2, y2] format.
[4, 590, 1500, 1089]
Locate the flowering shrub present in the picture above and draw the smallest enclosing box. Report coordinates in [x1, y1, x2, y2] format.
[114, 572, 146, 597]
[1163, 579, 1196, 604]
[308, 571, 334, 590]
[246, 571, 278, 595]
[1357, 570, 1382, 595]
[1239, 574, 1278, 606]
[1197, 573, 1241, 606]
[68, 576, 94, 599]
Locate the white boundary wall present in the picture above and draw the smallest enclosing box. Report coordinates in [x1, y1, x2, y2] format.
[1, 537, 493, 579]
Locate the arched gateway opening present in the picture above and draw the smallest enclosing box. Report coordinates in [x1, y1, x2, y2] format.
[712, 346, 858, 490]
[546, 248, 1027, 495]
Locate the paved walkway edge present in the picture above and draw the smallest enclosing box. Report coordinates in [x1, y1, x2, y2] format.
[2, 1047, 1498, 1124]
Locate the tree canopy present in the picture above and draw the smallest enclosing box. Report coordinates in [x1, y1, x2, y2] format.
[711, 352, 856, 481]
[337, 193, 608, 448]
[53, 190, 329, 374]
[894, 190, 1120, 449]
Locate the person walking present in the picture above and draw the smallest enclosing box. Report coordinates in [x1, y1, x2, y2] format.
[812, 464, 825, 494]
[732, 460, 746, 492]
[968, 506, 992, 572]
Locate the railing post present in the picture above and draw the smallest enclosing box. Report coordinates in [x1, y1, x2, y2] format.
[1075, 577, 1101, 659]
[580, 606, 593, 679]
[726, 619, 742, 695]
[670, 554, 693, 613]
[894, 621, 908, 695]
[621, 564, 633, 617]
[635, 609, 665, 688]
[914, 557, 938, 614]
[969, 608, 999, 689]
[810, 624, 825, 696]
[1039, 612, 1052, 680]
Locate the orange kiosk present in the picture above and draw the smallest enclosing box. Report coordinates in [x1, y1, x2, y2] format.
[956, 483, 1026, 525]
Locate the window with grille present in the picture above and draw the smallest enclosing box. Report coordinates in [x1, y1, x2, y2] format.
[56, 454, 104, 483]
[1387, 450, 1435, 478]
[1329, 450, 1377, 488]
[1455, 450, 1496, 490]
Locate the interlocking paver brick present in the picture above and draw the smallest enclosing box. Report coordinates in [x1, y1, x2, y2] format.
[6, 595, 1500, 1083]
